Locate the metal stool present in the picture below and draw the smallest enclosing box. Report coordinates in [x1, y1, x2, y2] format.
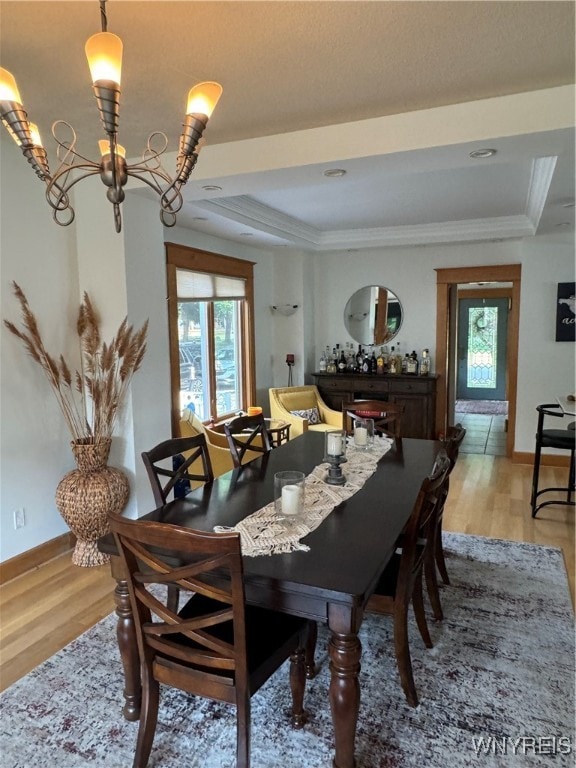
[531, 404, 576, 518]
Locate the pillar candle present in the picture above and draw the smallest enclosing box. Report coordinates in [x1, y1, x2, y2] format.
[327, 432, 343, 456]
[355, 426, 368, 446]
[281, 484, 301, 515]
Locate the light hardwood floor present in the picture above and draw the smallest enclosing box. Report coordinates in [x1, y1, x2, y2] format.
[1, 454, 573, 693]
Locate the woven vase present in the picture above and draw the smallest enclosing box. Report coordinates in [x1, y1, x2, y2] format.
[55, 438, 129, 567]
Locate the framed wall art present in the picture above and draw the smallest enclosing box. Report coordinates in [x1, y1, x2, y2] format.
[556, 282, 575, 342]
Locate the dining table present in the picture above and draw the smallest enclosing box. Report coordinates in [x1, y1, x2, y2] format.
[99, 430, 440, 768]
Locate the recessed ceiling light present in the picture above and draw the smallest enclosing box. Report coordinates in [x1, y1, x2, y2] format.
[557, 198, 575, 209]
[202, 185, 222, 191]
[323, 168, 347, 178]
[555, 222, 571, 227]
[469, 148, 497, 159]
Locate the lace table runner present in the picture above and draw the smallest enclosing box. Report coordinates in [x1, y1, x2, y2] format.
[214, 436, 393, 557]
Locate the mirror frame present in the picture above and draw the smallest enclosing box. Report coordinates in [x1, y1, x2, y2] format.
[344, 285, 403, 346]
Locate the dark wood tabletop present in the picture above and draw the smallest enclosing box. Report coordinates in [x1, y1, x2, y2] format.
[100, 432, 440, 768]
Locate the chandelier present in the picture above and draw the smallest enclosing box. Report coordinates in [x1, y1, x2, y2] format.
[0, 1, 222, 232]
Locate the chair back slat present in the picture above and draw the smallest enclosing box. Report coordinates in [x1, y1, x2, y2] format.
[141, 434, 214, 506]
[224, 413, 273, 467]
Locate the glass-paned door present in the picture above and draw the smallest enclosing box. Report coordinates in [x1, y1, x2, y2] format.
[457, 297, 508, 400]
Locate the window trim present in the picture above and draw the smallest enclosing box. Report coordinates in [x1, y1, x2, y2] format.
[166, 242, 256, 436]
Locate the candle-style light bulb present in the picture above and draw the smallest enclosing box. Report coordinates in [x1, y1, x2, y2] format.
[186, 82, 222, 118]
[98, 139, 126, 158]
[0, 67, 23, 104]
[85, 32, 123, 84]
[29, 123, 43, 147]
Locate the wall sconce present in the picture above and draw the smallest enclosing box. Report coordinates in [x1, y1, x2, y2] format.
[271, 304, 299, 316]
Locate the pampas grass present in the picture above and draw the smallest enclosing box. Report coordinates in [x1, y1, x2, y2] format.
[4, 282, 148, 443]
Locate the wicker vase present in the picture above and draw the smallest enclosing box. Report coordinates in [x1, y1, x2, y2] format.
[55, 438, 130, 567]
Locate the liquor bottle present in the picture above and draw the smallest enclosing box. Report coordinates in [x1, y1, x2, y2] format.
[394, 342, 403, 375]
[419, 348, 431, 376]
[356, 344, 364, 371]
[382, 345, 390, 373]
[402, 353, 409, 374]
[376, 347, 385, 375]
[388, 346, 397, 374]
[361, 351, 370, 374]
[406, 351, 419, 375]
[370, 350, 378, 374]
[346, 347, 355, 371]
[327, 348, 337, 374]
[318, 349, 327, 372]
[338, 349, 347, 373]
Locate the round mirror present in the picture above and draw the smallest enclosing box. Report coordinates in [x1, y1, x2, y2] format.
[344, 286, 403, 346]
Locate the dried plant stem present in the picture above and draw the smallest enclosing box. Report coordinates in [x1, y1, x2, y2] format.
[4, 282, 148, 444]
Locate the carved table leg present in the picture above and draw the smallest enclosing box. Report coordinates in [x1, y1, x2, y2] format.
[110, 556, 141, 721]
[328, 605, 362, 768]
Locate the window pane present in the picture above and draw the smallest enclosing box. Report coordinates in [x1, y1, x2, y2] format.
[179, 301, 209, 420]
[214, 300, 242, 418]
[466, 307, 498, 389]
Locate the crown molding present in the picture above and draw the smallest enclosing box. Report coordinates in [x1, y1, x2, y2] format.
[193, 153, 556, 250]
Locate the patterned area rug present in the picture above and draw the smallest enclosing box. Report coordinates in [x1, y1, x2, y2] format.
[455, 399, 508, 415]
[0, 534, 574, 767]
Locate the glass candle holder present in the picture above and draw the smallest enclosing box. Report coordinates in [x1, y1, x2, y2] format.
[325, 429, 346, 458]
[354, 418, 374, 450]
[274, 471, 305, 519]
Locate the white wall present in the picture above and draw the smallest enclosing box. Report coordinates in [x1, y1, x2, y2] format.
[1, 137, 80, 560]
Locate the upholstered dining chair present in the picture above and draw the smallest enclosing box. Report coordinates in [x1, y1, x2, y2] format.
[423, 423, 467, 621]
[305, 452, 451, 708]
[531, 403, 575, 518]
[223, 413, 273, 468]
[110, 516, 308, 768]
[141, 434, 214, 508]
[269, 385, 342, 439]
[341, 399, 405, 441]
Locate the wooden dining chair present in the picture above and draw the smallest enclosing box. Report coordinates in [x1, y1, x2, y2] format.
[110, 515, 308, 768]
[341, 399, 405, 441]
[141, 434, 214, 507]
[423, 424, 466, 621]
[141, 434, 215, 612]
[305, 453, 451, 707]
[365, 451, 451, 707]
[223, 413, 273, 468]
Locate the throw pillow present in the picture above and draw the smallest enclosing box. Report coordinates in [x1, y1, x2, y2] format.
[290, 406, 321, 425]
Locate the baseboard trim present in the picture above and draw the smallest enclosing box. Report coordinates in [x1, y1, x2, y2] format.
[0, 532, 76, 585]
[513, 451, 571, 467]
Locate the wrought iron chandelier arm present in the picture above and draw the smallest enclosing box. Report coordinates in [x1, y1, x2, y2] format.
[45, 162, 102, 227]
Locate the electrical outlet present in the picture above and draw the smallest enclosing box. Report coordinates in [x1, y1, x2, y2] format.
[13, 508, 26, 529]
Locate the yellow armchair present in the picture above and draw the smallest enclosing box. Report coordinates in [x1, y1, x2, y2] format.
[269, 385, 342, 439]
[179, 410, 235, 478]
